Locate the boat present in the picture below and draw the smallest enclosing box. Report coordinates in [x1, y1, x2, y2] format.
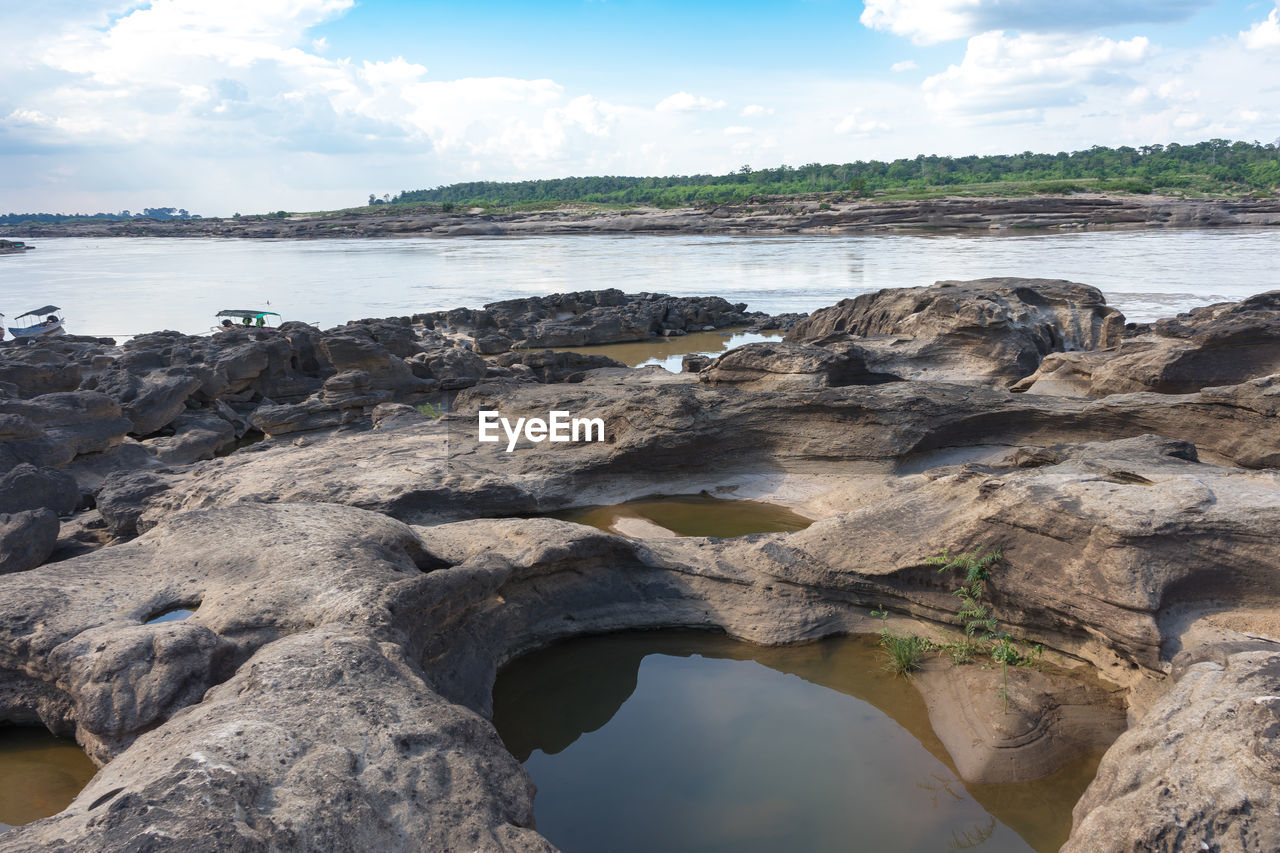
[0, 240, 34, 255]
[6, 306, 65, 342]
[213, 309, 282, 332]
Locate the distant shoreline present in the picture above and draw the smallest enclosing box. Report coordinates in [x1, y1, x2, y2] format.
[3, 194, 1280, 239]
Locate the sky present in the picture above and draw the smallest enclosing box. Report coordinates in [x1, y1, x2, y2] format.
[2, 0, 1279, 216]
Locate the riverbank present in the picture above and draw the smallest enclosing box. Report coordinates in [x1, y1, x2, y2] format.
[4, 193, 1280, 239]
[1, 280, 1279, 851]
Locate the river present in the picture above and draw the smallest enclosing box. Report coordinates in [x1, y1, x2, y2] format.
[1, 230, 1276, 339]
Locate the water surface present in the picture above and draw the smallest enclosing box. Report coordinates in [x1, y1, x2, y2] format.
[145, 608, 196, 624]
[549, 328, 782, 372]
[0, 728, 97, 826]
[550, 495, 813, 537]
[3, 231, 1275, 338]
[493, 631, 1103, 853]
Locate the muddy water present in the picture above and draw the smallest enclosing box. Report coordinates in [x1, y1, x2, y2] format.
[549, 495, 813, 538]
[549, 328, 783, 372]
[0, 728, 97, 827]
[492, 632, 1103, 853]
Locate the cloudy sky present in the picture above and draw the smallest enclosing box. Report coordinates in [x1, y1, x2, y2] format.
[3, 0, 1279, 216]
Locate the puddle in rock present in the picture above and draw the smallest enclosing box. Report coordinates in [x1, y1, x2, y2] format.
[548, 495, 813, 538]
[550, 328, 783, 372]
[145, 608, 196, 624]
[493, 631, 1103, 853]
[0, 728, 97, 827]
[215, 429, 265, 457]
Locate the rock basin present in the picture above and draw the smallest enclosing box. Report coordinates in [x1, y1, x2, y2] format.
[493, 630, 1114, 853]
[0, 728, 97, 828]
[548, 494, 815, 538]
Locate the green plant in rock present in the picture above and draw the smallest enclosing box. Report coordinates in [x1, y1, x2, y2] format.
[990, 635, 1022, 714]
[870, 608, 928, 677]
[416, 402, 443, 418]
[928, 546, 1001, 640]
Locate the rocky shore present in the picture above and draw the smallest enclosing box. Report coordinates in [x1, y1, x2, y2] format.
[2, 279, 1280, 851]
[4, 194, 1280, 240]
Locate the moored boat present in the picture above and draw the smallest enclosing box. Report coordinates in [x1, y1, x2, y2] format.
[213, 309, 282, 332]
[0, 240, 34, 254]
[6, 306, 65, 342]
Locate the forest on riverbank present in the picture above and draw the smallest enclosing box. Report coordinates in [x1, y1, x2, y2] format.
[379, 139, 1280, 211]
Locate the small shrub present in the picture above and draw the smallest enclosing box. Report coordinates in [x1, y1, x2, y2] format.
[872, 608, 929, 677]
[882, 633, 928, 676]
[416, 402, 443, 418]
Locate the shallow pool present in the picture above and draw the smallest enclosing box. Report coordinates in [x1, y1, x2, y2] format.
[550, 328, 783, 372]
[492, 631, 1101, 853]
[0, 727, 97, 827]
[549, 494, 813, 538]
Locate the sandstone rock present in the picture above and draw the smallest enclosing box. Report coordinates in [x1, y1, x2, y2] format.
[79, 367, 208, 435]
[1065, 647, 1280, 852]
[0, 509, 59, 574]
[785, 278, 1124, 385]
[473, 333, 515, 355]
[0, 350, 83, 397]
[0, 463, 79, 516]
[144, 410, 237, 465]
[411, 346, 487, 389]
[2, 627, 552, 853]
[915, 661, 1126, 783]
[1019, 290, 1280, 397]
[681, 353, 712, 373]
[320, 334, 423, 395]
[96, 472, 172, 537]
[698, 340, 891, 388]
[418, 289, 773, 350]
[490, 349, 625, 383]
[0, 392, 132, 472]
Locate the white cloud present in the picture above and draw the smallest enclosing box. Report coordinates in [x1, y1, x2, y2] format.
[890, 60, 918, 72]
[655, 91, 726, 113]
[834, 112, 890, 135]
[860, 0, 1209, 44]
[1242, 5, 1280, 50]
[923, 31, 1150, 120]
[1, 0, 1278, 216]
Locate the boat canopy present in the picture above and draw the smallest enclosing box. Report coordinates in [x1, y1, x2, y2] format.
[216, 310, 281, 320]
[16, 305, 60, 319]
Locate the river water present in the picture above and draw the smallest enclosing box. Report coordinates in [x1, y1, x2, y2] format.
[1, 230, 1276, 339]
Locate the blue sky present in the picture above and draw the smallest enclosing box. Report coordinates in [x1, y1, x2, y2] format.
[2, 1, 1279, 215]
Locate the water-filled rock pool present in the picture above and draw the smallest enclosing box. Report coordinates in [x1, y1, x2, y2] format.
[493, 631, 1102, 853]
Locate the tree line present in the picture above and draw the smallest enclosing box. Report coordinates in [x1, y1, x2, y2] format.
[379, 140, 1280, 209]
[0, 208, 199, 225]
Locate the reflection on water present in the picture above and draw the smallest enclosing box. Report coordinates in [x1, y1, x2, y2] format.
[0, 728, 97, 826]
[5, 231, 1274, 337]
[549, 494, 813, 538]
[550, 328, 782, 372]
[493, 632, 1103, 853]
[145, 608, 196, 624]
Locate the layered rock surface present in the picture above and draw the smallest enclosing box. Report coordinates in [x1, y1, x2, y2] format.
[2, 279, 1280, 851]
[416, 288, 781, 352]
[6, 195, 1280, 239]
[1018, 290, 1280, 396]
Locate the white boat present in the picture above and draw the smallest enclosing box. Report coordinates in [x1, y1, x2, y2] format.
[6, 306, 66, 342]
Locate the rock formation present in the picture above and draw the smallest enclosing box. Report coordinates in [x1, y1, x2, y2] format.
[1017, 290, 1280, 396]
[416, 288, 780, 352]
[1, 279, 1279, 852]
[778, 277, 1124, 385]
